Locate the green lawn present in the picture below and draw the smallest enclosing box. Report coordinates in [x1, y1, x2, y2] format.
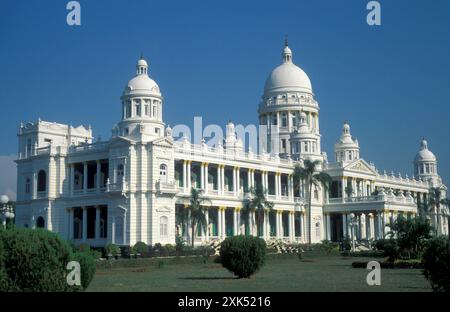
[87, 253, 431, 292]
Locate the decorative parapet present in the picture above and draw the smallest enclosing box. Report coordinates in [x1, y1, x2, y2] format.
[173, 141, 294, 166]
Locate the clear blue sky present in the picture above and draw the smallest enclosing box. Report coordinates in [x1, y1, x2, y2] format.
[1, 0, 450, 197]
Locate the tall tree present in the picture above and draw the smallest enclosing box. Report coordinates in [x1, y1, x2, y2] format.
[177, 188, 211, 247]
[293, 159, 332, 244]
[242, 187, 274, 237]
[422, 187, 449, 235]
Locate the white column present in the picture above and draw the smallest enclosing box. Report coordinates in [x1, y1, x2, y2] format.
[276, 211, 281, 238]
[217, 207, 222, 238]
[341, 177, 346, 199]
[222, 208, 227, 238]
[236, 167, 240, 195]
[204, 163, 209, 194]
[288, 175, 294, 200]
[342, 213, 348, 237]
[183, 160, 187, 192]
[361, 214, 367, 239]
[205, 209, 210, 241]
[301, 212, 306, 241]
[96, 160, 101, 193]
[187, 161, 192, 190]
[251, 170, 255, 189]
[326, 213, 331, 240]
[220, 166, 225, 195]
[233, 208, 237, 236]
[275, 173, 279, 199]
[95, 206, 101, 239]
[200, 163, 205, 190]
[289, 212, 294, 241]
[217, 165, 222, 194]
[83, 162, 88, 194]
[247, 169, 252, 191]
[82, 206, 87, 241]
[232, 167, 237, 196]
[250, 210, 256, 236]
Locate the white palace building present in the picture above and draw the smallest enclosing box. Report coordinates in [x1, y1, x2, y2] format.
[15, 42, 449, 247]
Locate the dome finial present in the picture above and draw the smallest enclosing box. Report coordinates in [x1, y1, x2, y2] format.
[136, 55, 148, 76]
[282, 37, 292, 63]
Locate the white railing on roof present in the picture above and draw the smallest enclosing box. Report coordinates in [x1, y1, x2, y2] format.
[173, 142, 293, 166]
[69, 141, 109, 154]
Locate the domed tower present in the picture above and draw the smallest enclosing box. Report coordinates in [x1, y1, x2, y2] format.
[258, 39, 320, 158]
[414, 138, 439, 182]
[334, 122, 360, 163]
[289, 111, 320, 160]
[115, 56, 164, 141]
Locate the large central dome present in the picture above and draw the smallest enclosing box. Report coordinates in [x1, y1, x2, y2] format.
[264, 45, 312, 94]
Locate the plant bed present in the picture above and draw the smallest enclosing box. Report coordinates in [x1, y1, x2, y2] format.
[341, 250, 385, 258]
[352, 259, 423, 269]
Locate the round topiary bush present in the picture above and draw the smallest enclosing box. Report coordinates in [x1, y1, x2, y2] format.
[422, 236, 450, 292]
[133, 241, 149, 256]
[219, 235, 266, 278]
[0, 227, 81, 291]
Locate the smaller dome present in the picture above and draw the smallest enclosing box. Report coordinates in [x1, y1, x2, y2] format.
[123, 57, 161, 96]
[415, 139, 436, 162]
[336, 122, 358, 146]
[137, 58, 148, 67]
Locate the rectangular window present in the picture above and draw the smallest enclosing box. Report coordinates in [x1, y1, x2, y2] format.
[281, 114, 287, 127]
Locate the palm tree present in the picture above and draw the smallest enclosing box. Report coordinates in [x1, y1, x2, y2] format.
[177, 188, 211, 247]
[293, 159, 332, 244]
[421, 187, 448, 235]
[241, 187, 274, 237]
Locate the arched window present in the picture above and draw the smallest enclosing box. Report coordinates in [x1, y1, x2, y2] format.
[135, 100, 141, 116]
[126, 101, 131, 118]
[37, 170, 47, 192]
[25, 177, 31, 194]
[159, 164, 167, 180]
[36, 216, 45, 228]
[160, 216, 168, 238]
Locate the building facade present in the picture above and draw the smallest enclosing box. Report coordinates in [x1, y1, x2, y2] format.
[15, 43, 449, 247]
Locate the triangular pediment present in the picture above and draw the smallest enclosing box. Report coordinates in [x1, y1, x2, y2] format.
[109, 136, 135, 147]
[151, 137, 174, 148]
[343, 159, 377, 175]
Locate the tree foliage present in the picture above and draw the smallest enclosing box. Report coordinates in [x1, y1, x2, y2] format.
[219, 235, 266, 278]
[422, 236, 450, 292]
[293, 159, 332, 244]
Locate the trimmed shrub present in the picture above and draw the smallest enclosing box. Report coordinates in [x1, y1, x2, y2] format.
[0, 227, 73, 291]
[105, 243, 121, 258]
[134, 242, 149, 256]
[422, 236, 450, 292]
[71, 251, 96, 290]
[219, 235, 266, 278]
[164, 244, 176, 256]
[374, 239, 400, 261]
[151, 243, 167, 257]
